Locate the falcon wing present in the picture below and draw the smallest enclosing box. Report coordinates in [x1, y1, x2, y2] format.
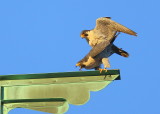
[95, 17, 137, 36]
[78, 40, 110, 63]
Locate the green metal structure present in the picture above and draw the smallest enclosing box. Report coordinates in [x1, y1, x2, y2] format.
[0, 70, 120, 114]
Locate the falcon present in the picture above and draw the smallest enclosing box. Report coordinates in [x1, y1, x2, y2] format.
[76, 32, 129, 72]
[76, 17, 137, 72]
[80, 17, 137, 48]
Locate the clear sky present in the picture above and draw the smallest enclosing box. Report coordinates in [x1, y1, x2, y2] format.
[0, 0, 159, 114]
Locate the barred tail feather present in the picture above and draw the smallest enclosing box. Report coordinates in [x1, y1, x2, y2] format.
[119, 50, 129, 57]
[112, 45, 129, 57]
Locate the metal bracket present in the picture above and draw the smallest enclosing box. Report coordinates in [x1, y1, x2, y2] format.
[0, 70, 120, 114]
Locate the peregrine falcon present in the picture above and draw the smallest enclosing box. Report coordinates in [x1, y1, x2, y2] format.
[80, 17, 137, 47]
[76, 17, 137, 72]
[76, 32, 129, 71]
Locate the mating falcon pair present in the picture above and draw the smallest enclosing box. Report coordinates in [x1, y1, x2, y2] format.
[76, 17, 137, 72]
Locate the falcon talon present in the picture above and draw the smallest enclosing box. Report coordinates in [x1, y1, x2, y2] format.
[98, 68, 107, 73]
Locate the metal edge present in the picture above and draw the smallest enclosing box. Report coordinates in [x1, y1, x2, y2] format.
[0, 70, 120, 81]
[2, 98, 66, 104]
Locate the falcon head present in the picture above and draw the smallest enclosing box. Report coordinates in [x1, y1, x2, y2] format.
[76, 62, 85, 70]
[80, 30, 90, 38]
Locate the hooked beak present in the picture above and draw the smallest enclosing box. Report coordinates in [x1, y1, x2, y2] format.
[76, 63, 81, 67]
[76, 63, 83, 70]
[80, 33, 85, 38]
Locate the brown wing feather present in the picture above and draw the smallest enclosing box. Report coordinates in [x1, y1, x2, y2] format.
[95, 17, 137, 36]
[77, 40, 110, 63]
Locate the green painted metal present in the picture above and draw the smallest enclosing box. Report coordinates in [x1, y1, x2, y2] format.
[0, 70, 120, 80]
[0, 87, 2, 114]
[0, 70, 120, 114]
[2, 98, 66, 104]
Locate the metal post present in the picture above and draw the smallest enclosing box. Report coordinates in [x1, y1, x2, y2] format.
[0, 87, 3, 114]
[0, 86, 2, 114]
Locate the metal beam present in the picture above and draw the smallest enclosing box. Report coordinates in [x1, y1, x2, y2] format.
[0, 70, 120, 114]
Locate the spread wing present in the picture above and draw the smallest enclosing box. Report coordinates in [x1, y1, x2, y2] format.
[95, 17, 137, 36]
[77, 40, 110, 63]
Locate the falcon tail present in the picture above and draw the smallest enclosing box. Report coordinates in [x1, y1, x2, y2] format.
[112, 45, 129, 57]
[119, 49, 129, 57]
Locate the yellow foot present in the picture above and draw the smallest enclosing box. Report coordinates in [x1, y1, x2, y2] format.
[98, 68, 107, 73]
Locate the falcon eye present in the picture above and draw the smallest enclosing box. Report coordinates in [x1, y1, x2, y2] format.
[85, 34, 88, 36]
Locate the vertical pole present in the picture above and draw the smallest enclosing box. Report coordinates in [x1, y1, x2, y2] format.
[0, 87, 8, 114]
[0, 86, 3, 114]
[1, 87, 9, 114]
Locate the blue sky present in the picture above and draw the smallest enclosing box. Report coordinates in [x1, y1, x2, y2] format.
[0, 0, 159, 114]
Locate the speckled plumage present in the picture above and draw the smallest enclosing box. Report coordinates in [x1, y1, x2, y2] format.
[76, 17, 137, 70]
[76, 32, 129, 70]
[83, 17, 137, 47]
